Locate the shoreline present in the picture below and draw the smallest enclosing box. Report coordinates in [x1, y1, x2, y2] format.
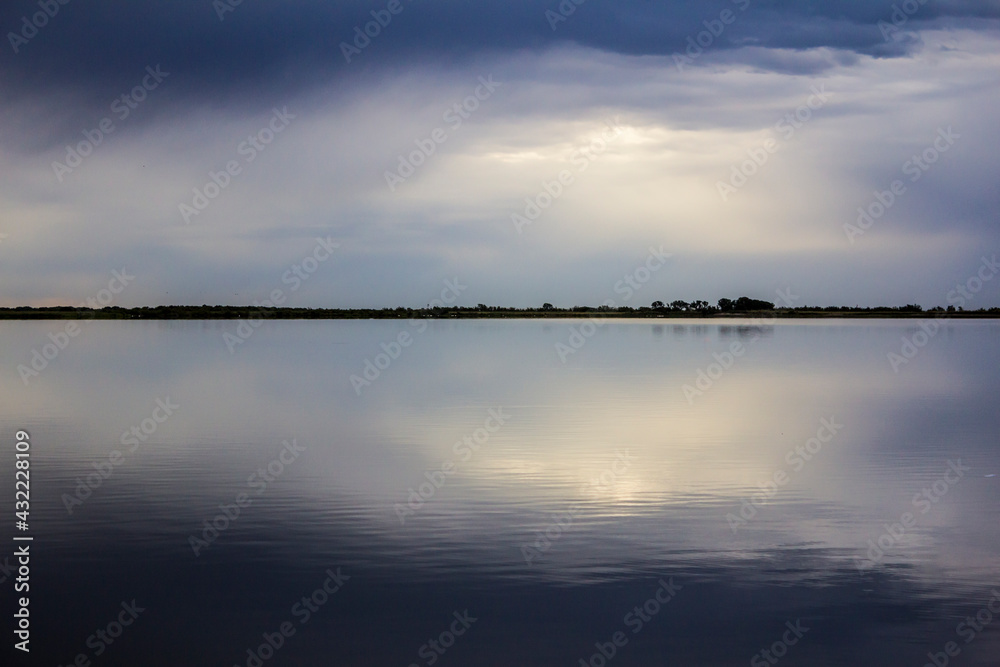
[1, 307, 997, 321]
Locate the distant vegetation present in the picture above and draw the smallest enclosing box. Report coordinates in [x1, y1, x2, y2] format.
[0, 299, 997, 320]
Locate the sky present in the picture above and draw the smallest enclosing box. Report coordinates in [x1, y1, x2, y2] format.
[1, 0, 999, 309]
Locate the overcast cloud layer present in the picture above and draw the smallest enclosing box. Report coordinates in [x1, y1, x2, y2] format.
[2, 0, 999, 308]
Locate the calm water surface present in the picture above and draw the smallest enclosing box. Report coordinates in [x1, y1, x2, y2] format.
[1, 319, 998, 666]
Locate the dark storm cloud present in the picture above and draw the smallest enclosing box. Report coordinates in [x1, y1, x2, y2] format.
[2, 0, 998, 102]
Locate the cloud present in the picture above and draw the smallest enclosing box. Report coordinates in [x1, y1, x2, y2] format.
[1, 3, 999, 308]
[3, 0, 998, 106]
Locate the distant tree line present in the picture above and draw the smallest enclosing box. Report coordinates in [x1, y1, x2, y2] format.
[0, 301, 997, 320]
[647, 297, 776, 313]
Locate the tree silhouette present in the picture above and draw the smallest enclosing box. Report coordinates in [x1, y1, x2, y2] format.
[734, 296, 775, 311]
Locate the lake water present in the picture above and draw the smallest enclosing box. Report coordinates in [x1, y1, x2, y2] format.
[1, 318, 999, 666]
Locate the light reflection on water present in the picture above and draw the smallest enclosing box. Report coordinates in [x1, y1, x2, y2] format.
[0, 319, 998, 665]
